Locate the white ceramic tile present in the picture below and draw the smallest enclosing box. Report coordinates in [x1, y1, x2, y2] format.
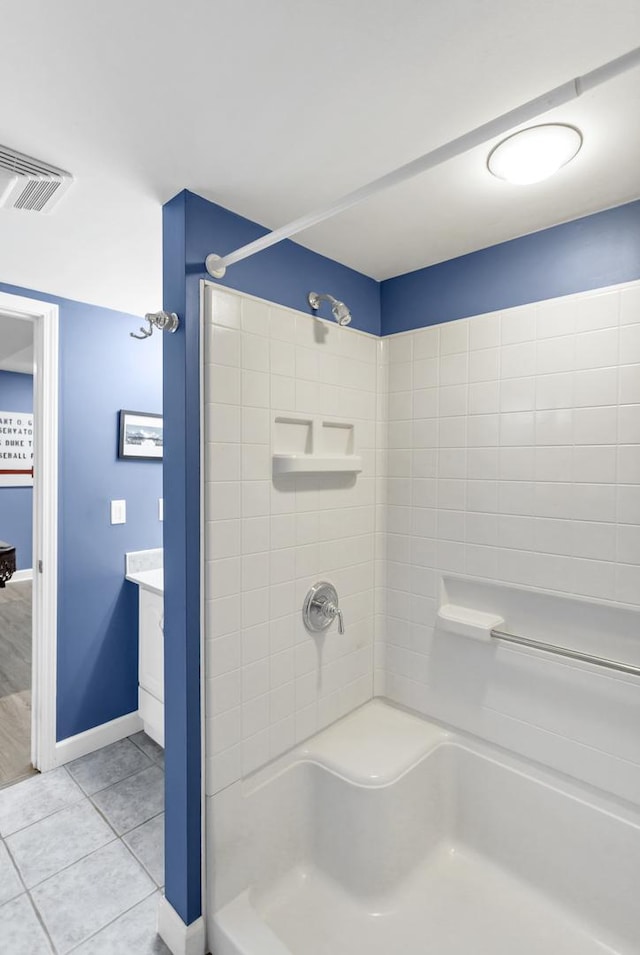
[439, 320, 468, 355]
[573, 368, 618, 408]
[440, 353, 468, 386]
[536, 336, 574, 375]
[617, 524, 640, 564]
[500, 412, 535, 447]
[469, 381, 500, 415]
[536, 297, 577, 339]
[536, 373, 573, 410]
[619, 364, 640, 404]
[500, 377, 535, 413]
[572, 407, 617, 445]
[412, 327, 439, 359]
[207, 443, 241, 482]
[210, 325, 241, 367]
[469, 348, 499, 382]
[413, 358, 438, 389]
[501, 342, 536, 378]
[575, 328, 619, 370]
[388, 335, 413, 363]
[500, 306, 535, 345]
[207, 558, 241, 599]
[242, 297, 270, 335]
[573, 446, 616, 484]
[469, 312, 501, 350]
[439, 384, 467, 417]
[535, 446, 572, 482]
[206, 520, 240, 560]
[575, 290, 619, 332]
[618, 405, 640, 443]
[620, 285, 640, 325]
[206, 403, 241, 444]
[210, 290, 241, 329]
[242, 370, 270, 407]
[206, 482, 240, 521]
[618, 485, 640, 525]
[619, 323, 640, 365]
[242, 333, 270, 372]
[616, 563, 640, 604]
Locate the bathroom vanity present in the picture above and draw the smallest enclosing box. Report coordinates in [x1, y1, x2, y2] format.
[126, 550, 164, 747]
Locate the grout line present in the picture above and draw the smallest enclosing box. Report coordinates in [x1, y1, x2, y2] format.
[64, 886, 160, 954]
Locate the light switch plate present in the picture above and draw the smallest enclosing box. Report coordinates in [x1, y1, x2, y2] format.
[158, 498, 164, 521]
[111, 499, 126, 525]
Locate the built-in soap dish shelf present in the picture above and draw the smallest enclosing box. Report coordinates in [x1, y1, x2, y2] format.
[273, 415, 362, 475]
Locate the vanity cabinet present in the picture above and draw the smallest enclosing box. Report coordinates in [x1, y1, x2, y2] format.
[138, 588, 164, 747]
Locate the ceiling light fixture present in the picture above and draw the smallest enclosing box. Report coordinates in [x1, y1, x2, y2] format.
[487, 124, 583, 185]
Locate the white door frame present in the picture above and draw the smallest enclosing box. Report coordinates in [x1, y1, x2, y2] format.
[0, 290, 58, 772]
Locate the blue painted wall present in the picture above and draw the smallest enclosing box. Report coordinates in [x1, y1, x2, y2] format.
[0, 282, 163, 740]
[381, 200, 640, 334]
[184, 190, 381, 334]
[0, 370, 33, 570]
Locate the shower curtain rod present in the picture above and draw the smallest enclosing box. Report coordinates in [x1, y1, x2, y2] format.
[205, 45, 640, 279]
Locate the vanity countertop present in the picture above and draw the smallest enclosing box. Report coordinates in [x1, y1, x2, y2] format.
[126, 567, 164, 596]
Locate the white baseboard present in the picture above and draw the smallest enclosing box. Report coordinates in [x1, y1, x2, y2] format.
[10, 568, 33, 582]
[54, 710, 144, 766]
[158, 896, 206, 955]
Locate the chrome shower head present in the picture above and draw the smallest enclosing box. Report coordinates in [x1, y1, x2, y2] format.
[307, 292, 352, 326]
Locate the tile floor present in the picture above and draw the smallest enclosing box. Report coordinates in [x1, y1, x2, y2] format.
[0, 731, 170, 954]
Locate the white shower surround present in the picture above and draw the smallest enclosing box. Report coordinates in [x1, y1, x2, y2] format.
[204, 278, 640, 801]
[203, 284, 382, 796]
[378, 278, 640, 805]
[208, 701, 640, 955]
[202, 276, 640, 953]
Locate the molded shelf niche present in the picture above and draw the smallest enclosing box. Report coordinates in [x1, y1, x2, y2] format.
[272, 415, 362, 476]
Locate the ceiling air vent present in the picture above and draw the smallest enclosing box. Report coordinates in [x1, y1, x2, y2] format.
[0, 145, 73, 213]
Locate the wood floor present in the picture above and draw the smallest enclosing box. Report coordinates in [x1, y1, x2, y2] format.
[0, 580, 34, 786]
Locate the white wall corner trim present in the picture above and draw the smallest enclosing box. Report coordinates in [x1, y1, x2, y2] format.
[0, 290, 59, 774]
[54, 711, 143, 766]
[157, 897, 206, 955]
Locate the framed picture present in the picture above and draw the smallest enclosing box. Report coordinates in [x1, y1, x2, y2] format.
[119, 410, 163, 460]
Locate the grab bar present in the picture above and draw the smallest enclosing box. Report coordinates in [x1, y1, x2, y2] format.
[490, 627, 640, 678]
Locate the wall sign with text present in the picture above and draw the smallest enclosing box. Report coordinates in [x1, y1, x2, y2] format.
[0, 410, 34, 487]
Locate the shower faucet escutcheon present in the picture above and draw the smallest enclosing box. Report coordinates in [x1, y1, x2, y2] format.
[303, 581, 344, 635]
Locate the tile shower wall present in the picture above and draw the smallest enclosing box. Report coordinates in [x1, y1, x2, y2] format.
[379, 280, 640, 804]
[203, 286, 379, 794]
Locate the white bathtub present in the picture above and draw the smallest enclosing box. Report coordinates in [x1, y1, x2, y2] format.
[207, 701, 640, 955]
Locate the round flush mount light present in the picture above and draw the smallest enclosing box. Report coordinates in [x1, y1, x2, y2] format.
[487, 123, 583, 185]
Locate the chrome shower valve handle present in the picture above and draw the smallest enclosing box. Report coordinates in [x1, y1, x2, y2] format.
[325, 600, 344, 635]
[303, 582, 345, 635]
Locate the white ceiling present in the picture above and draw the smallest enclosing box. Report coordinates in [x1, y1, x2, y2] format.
[0, 315, 33, 374]
[0, 1, 638, 316]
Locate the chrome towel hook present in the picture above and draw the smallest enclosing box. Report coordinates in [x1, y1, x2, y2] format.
[130, 311, 180, 340]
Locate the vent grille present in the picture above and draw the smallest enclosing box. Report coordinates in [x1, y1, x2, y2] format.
[0, 145, 73, 213]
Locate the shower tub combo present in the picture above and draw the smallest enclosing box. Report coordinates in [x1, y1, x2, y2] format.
[208, 701, 640, 955]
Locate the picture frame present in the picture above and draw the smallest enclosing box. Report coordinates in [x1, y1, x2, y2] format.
[118, 410, 163, 460]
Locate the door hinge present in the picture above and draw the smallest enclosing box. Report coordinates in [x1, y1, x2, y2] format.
[38, 559, 43, 574]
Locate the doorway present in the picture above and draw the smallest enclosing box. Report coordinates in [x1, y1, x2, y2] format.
[0, 291, 58, 784]
[0, 324, 34, 784]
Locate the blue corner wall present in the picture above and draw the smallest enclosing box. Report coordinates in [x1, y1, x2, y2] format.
[161, 190, 380, 926]
[0, 370, 33, 570]
[184, 190, 381, 334]
[381, 200, 640, 334]
[0, 282, 163, 740]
